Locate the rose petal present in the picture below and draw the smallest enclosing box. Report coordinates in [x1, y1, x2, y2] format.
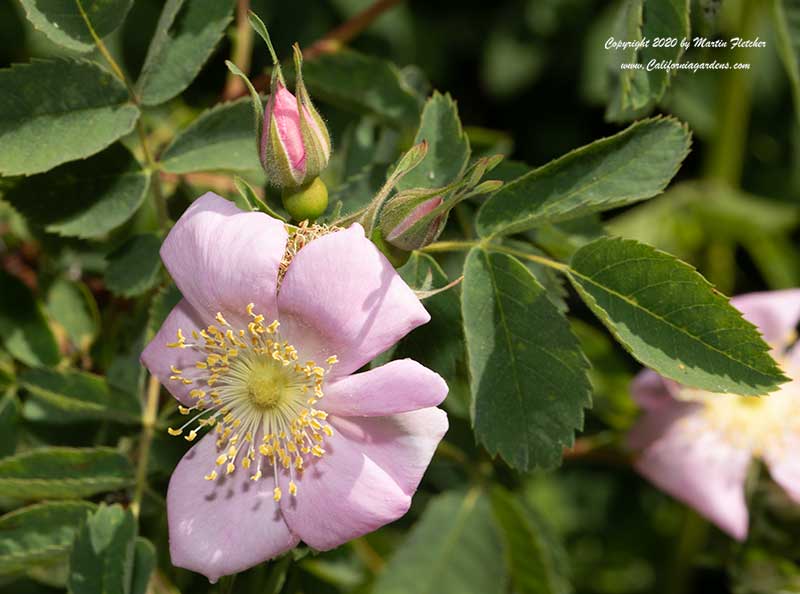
[279, 408, 446, 550]
[634, 412, 751, 540]
[161, 192, 288, 325]
[630, 369, 681, 412]
[321, 359, 447, 417]
[763, 434, 800, 504]
[141, 299, 206, 407]
[167, 433, 299, 583]
[731, 289, 800, 349]
[627, 396, 699, 451]
[277, 224, 429, 376]
[330, 408, 448, 494]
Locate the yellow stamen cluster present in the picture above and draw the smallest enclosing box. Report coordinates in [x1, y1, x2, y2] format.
[166, 304, 338, 501]
[679, 374, 800, 458]
[278, 221, 342, 284]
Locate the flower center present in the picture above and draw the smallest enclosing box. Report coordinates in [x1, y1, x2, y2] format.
[679, 375, 800, 457]
[164, 304, 338, 502]
[246, 363, 288, 409]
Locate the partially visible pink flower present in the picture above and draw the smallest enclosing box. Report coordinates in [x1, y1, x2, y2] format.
[141, 193, 447, 582]
[628, 289, 800, 540]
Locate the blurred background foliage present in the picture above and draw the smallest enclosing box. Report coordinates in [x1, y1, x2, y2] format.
[1, 0, 799, 593]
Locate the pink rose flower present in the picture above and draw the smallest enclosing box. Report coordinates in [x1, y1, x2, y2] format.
[141, 193, 448, 581]
[628, 289, 800, 540]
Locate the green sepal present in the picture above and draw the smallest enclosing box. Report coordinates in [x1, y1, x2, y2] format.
[378, 155, 504, 251]
[224, 60, 263, 153]
[291, 45, 330, 182]
[248, 10, 284, 84]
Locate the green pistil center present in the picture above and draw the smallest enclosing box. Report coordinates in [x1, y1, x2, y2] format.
[246, 363, 289, 410]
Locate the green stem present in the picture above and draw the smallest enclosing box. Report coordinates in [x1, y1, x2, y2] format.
[350, 538, 385, 574]
[136, 123, 169, 228]
[703, 0, 761, 185]
[78, 0, 168, 228]
[222, 0, 254, 101]
[422, 240, 570, 273]
[304, 0, 404, 59]
[666, 510, 709, 594]
[217, 574, 237, 594]
[131, 374, 161, 518]
[421, 239, 478, 253]
[488, 244, 570, 271]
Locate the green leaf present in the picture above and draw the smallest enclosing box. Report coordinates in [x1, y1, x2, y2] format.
[130, 538, 156, 594]
[0, 59, 139, 176]
[502, 240, 568, 313]
[105, 234, 163, 298]
[327, 164, 386, 218]
[0, 501, 95, 575]
[397, 92, 470, 191]
[20, 368, 140, 424]
[604, 0, 643, 119]
[225, 61, 264, 149]
[301, 49, 420, 130]
[397, 253, 469, 417]
[476, 117, 691, 237]
[160, 98, 261, 173]
[635, 0, 690, 104]
[0, 271, 59, 368]
[3, 144, 151, 239]
[489, 486, 571, 594]
[568, 237, 787, 395]
[46, 280, 99, 351]
[146, 284, 182, 344]
[233, 177, 286, 221]
[607, 0, 691, 119]
[0, 390, 20, 458]
[67, 504, 136, 594]
[18, 0, 133, 52]
[462, 248, 591, 470]
[372, 490, 507, 594]
[0, 447, 134, 500]
[773, 0, 800, 120]
[136, 0, 235, 106]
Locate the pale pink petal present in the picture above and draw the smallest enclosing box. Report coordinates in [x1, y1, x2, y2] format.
[277, 224, 429, 376]
[320, 360, 447, 417]
[634, 412, 751, 540]
[140, 299, 206, 407]
[168, 433, 299, 583]
[330, 408, 448, 494]
[763, 434, 800, 504]
[279, 409, 446, 550]
[626, 397, 699, 451]
[731, 290, 800, 349]
[161, 192, 288, 325]
[630, 369, 681, 412]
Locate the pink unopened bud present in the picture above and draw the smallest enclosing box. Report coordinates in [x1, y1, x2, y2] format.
[260, 46, 331, 188]
[384, 196, 445, 251]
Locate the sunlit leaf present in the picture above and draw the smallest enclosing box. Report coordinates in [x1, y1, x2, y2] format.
[0, 60, 139, 176]
[373, 490, 506, 594]
[0, 501, 95, 575]
[0, 447, 134, 500]
[568, 237, 786, 395]
[462, 248, 591, 470]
